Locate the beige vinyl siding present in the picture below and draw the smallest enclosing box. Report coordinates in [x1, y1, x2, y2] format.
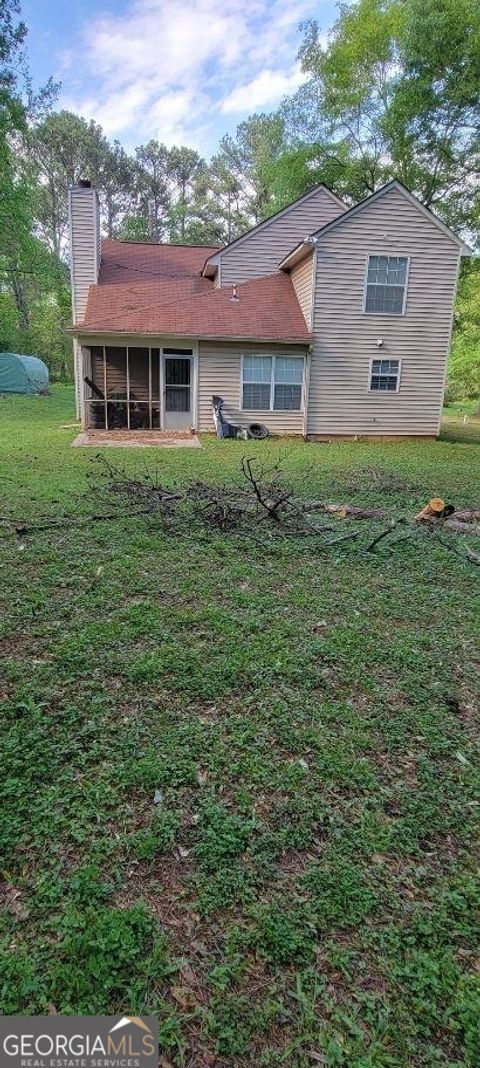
[219, 188, 344, 285]
[290, 253, 314, 328]
[307, 186, 461, 436]
[198, 341, 308, 434]
[68, 186, 100, 324]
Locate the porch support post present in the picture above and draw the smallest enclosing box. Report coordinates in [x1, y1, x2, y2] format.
[103, 346, 108, 430]
[126, 347, 130, 430]
[148, 348, 152, 429]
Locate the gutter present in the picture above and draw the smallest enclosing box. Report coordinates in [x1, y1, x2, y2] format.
[66, 327, 312, 345]
[279, 237, 317, 272]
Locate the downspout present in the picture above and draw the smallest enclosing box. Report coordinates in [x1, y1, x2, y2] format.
[303, 344, 313, 438]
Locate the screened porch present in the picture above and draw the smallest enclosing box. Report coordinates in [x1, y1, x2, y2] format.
[83, 344, 195, 431]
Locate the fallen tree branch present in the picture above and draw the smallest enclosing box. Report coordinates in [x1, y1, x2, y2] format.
[366, 520, 399, 552]
[241, 456, 292, 521]
[433, 532, 480, 567]
[6, 507, 158, 536]
[442, 518, 480, 536]
[322, 530, 361, 547]
[301, 502, 388, 520]
[453, 509, 480, 523]
[3, 456, 479, 575]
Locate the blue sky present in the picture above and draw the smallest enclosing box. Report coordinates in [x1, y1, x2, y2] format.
[23, 0, 337, 157]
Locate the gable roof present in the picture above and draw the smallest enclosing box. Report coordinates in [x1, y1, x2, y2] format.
[279, 180, 472, 269]
[202, 184, 347, 275]
[71, 272, 311, 344]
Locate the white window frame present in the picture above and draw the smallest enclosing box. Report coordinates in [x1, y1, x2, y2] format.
[368, 357, 402, 394]
[363, 253, 410, 316]
[240, 354, 306, 412]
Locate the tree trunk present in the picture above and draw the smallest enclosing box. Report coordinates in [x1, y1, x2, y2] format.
[11, 273, 29, 331]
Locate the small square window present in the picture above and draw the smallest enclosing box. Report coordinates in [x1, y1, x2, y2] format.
[369, 359, 400, 392]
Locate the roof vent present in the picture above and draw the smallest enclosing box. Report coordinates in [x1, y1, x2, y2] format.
[230, 283, 240, 303]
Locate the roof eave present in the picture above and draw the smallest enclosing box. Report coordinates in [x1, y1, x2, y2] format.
[279, 242, 315, 271]
[201, 260, 219, 278]
[67, 326, 312, 345]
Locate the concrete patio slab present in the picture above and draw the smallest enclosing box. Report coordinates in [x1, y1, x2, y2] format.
[72, 431, 202, 448]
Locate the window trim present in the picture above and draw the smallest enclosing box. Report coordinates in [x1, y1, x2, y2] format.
[240, 353, 306, 412]
[368, 357, 402, 394]
[363, 253, 410, 316]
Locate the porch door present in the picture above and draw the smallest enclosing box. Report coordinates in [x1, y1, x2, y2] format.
[163, 355, 192, 430]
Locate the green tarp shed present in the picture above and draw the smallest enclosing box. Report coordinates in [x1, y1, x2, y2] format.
[0, 352, 49, 394]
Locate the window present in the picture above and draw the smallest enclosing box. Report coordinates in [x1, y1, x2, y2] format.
[369, 359, 400, 392]
[242, 355, 304, 411]
[365, 255, 408, 314]
[242, 355, 272, 410]
[273, 357, 304, 410]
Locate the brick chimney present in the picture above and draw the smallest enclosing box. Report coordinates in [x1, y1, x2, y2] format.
[68, 180, 100, 419]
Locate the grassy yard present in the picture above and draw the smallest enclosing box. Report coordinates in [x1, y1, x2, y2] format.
[441, 400, 480, 445]
[1, 386, 479, 1067]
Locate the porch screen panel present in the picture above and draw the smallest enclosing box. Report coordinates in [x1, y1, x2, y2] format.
[129, 348, 149, 400]
[165, 357, 191, 412]
[165, 360, 191, 385]
[151, 348, 160, 428]
[105, 347, 127, 395]
[105, 346, 127, 428]
[87, 345, 107, 428]
[129, 347, 150, 428]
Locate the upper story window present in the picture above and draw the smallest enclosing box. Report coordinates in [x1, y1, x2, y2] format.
[364, 255, 409, 315]
[242, 354, 304, 411]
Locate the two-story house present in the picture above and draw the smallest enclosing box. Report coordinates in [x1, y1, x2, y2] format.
[68, 178, 470, 438]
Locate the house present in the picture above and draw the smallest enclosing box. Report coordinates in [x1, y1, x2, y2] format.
[68, 178, 470, 438]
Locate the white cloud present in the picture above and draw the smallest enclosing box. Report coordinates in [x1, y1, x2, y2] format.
[220, 66, 306, 114]
[58, 0, 330, 153]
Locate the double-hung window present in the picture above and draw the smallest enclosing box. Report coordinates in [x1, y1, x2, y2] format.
[364, 255, 408, 314]
[369, 358, 400, 392]
[242, 355, 304, 411]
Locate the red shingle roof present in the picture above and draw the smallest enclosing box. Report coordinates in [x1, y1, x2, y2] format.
[75, 240, 311, 343]
[99, 239, 220, 284]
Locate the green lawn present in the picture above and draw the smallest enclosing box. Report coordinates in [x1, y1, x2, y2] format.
[441, 400, 480, 445]
[1, 386, 479, 1066]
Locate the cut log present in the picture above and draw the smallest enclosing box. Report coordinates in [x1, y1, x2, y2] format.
[443, 518, 480, 536]
[414, 498, 447, 521]
[302, 502, 388, 519]
[452, 509, 480, 523]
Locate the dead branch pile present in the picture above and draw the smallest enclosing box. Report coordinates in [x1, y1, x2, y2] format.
[2, 455, 479, 566]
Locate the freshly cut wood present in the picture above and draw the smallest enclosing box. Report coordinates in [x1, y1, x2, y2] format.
[414, 497, 446, 521]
